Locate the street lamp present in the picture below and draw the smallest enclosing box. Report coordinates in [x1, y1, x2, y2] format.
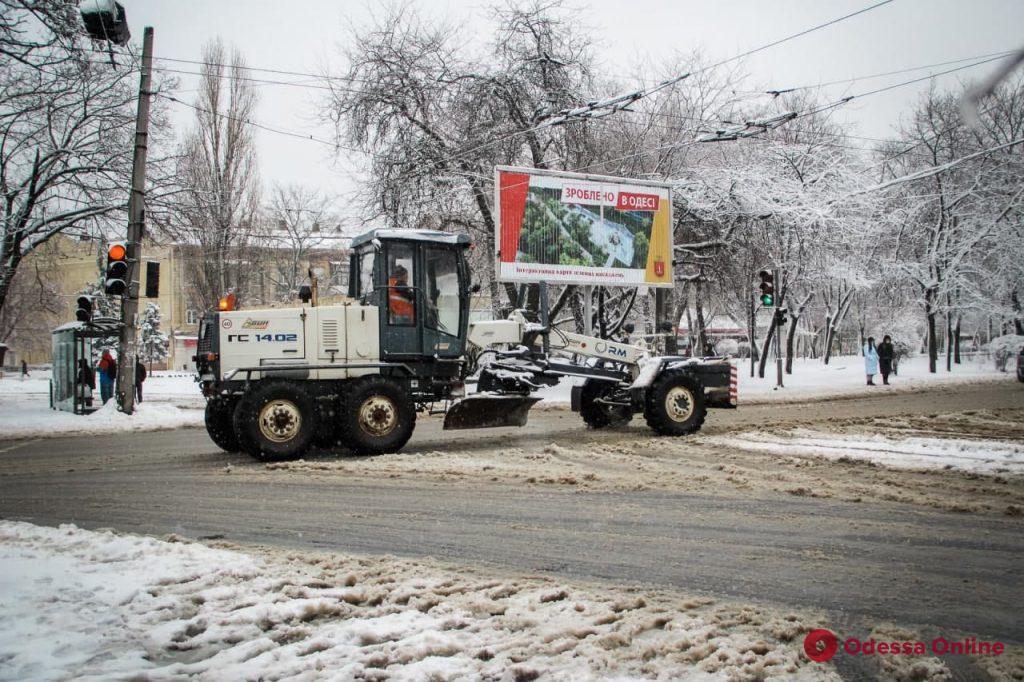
[79, 0, 130, 45]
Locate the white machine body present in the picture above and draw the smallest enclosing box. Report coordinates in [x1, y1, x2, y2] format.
[215, 304, 381, 381]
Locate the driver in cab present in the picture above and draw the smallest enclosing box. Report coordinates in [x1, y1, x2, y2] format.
[388, 263, 415, 324]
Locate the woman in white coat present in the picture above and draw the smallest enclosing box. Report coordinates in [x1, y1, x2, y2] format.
[864, 337, 879, 386]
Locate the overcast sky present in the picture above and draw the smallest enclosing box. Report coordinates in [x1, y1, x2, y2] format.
[124, 0, 1024, 220]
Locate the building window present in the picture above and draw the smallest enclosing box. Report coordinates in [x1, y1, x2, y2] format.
[186, 309, 200, 325]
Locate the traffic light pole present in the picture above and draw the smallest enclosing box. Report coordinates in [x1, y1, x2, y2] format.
[774, 269, 784, 389]
[774, 313, 784, 388]
[115, 27, 154, 415]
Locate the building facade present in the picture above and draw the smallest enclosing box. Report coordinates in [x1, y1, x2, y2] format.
[3, 235, 350, 370]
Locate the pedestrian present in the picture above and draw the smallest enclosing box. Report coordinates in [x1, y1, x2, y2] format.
[77, 358, 95, 407]
[863, 336, 879, 386]
[135, 359, 147, 403]
[877, 335, 895, 385]
[20, 359, 28, 381]
[98, 351, 117, 404]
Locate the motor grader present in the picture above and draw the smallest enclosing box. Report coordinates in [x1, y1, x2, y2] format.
[195, 229, 736, 460]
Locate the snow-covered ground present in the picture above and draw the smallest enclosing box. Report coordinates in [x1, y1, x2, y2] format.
[733, 354, 1011, 403]
[0, 371, 202, 439]
[0, 370, 201, 404]
[0, 521, 841, 680]
[0, 398, 202, 439]
[706, 430, 1024, 475]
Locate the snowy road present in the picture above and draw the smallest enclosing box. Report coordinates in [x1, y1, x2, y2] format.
[0, 381, 1022, 648]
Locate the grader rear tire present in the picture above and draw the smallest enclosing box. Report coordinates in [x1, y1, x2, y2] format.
[341, 377, 416, 455]
[643, 370, 707, 436]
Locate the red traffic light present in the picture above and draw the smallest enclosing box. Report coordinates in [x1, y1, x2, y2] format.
[105, 242, 129, 296]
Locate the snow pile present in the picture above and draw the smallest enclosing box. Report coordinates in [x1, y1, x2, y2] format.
[0, 399, 202, 439]
[0, 521, 836, 680]
[708, 430, 1024, 475]
[983, 334, 1024, 354]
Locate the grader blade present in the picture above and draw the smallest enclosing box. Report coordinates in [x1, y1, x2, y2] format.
[443, 395, 542, 430]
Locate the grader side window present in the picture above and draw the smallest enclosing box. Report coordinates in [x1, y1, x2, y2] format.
[387, 244, 416, 326]
[358, 250, 375, 299]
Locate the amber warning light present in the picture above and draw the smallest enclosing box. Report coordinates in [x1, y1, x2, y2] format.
[218, 293, 236, 311]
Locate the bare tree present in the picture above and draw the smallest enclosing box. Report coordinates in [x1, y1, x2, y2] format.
[1, 0, 80, 66]
[0, 247, 61, 354]
[321, 0, 594, 310]
[264, 183, 336, 301]
[0, 2, 143, 319]
[163, 39, 261, 310]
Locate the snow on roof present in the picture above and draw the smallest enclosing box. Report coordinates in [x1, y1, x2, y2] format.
[351, 228, 471, 248]
[51, 322, 88, 333]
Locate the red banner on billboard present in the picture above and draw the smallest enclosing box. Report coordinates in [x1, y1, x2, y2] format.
[616, 191, 660, 212]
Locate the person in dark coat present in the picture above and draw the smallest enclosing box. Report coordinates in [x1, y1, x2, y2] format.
[135, 359, 147, 403]
[877, 335, 895, 385]
[77, 358, 95, 407]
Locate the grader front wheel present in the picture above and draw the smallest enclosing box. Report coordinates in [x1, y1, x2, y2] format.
[643, 370, 707, 436]
[204, 399, 239, 452]
[236, 381, 318, 461]
[579, 379, 633, 429]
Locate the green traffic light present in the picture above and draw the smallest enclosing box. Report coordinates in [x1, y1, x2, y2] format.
[761, 294, 774, 306]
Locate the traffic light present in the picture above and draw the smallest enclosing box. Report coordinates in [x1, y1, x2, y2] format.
[145, 261, 160, 298]
[75, 296, 93, 323]
[105, 242, 129, 296]
[775, 308, 789, 326]
[758, 270, 775, 307]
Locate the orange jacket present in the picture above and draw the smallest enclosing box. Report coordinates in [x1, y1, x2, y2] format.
[388, 277, 414, 319]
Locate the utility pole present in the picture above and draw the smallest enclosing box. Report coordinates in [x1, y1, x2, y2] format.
[115, 27, 154, 415]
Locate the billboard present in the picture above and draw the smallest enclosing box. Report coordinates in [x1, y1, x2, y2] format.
[495, 166, 673, 287]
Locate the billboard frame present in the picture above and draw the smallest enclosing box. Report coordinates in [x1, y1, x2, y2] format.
[493, 165, 675, 289]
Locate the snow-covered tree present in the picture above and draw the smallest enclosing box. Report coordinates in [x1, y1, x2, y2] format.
[321, 0, 595, 310]
[0, 2, 138, 322]
[138, 302, 168, 367]
[878, 77, 1024, 371]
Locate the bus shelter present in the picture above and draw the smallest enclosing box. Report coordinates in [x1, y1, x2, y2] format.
[50, 321, 119, 414]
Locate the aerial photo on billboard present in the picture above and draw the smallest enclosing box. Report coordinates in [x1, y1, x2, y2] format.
[495, 167, 674, 287]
